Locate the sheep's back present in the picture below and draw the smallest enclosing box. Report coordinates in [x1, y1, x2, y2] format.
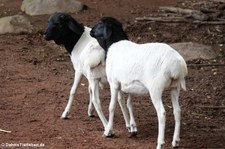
[106, 41, 187, 88]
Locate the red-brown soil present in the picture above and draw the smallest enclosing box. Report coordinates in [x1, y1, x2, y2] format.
[0, 0, 225, 149]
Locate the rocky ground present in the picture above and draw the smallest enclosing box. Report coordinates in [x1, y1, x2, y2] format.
[0, 0, 225, 149]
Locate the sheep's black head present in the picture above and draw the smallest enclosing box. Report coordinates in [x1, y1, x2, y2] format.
[44, 12, 84, 54]
[90, 17, 128, 51]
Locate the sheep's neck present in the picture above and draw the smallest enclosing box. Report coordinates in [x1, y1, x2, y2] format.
[105, 32, 128, 51]
[62, 33, 83, 55]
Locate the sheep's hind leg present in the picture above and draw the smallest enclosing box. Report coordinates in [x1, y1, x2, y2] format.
[126, 94, 137, 136]
[88, 85, 95, 117]
[117, 91, 130, 131]
[171, 87, 181, 147]
[149, 88, 165, 149]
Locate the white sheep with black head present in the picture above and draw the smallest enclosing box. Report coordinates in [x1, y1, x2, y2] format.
[44, 13, 134, 131]
[90, 17, 188, 149]
[44, 12, 107, 128]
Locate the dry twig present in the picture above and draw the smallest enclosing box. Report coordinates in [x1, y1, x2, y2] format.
[136, 17, 225, 24]
[159, 6, 209, 21]
[197, 106, 225, 109]
[0, 128, 11, 133]
[187, 63, 225, 67]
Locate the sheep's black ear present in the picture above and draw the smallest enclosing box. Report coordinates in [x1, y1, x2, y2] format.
[103, 26, 112, 39]
[66, 16, 83, 35]
[57, 14, 82, 34]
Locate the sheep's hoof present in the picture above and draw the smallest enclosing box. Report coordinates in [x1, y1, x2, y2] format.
[129, 131, 137, 138]
[88, 109, 95, 117]
[156, 142, 165, 149]
[61, 116, 69, 119]
[127, 125, 138, 137]
[104, 134, 116, 138]
[172, 140, 180, 148]
[88, 114, 95, 118]
[103, 130, 115, 138]
[61, 112, 69, 119]
[156, 144, 163, 149]
[88, 111, 95, 117]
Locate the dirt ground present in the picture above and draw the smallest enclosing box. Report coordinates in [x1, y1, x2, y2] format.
[0, 0, 225, 149]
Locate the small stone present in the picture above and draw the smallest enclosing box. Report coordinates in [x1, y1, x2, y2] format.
[0, 15, 33, 34]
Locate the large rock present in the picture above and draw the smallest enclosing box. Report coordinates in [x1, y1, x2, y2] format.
[211, 0, 225, 2]
[21, 0, 85, 16]
[170, 42, 217, 61]
[0, 15, 33, 34]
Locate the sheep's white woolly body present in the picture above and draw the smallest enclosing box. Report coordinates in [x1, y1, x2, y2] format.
[107, 41, 187, 94]
[71, 27, 106, 78]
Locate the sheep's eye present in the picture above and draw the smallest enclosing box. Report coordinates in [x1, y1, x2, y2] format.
[54, 22, 62, 28]
[58, 24, 63, 28]
[97, 21, 102, 25]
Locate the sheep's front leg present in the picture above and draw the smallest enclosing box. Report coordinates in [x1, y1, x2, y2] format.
[104, 87, 118, 137]
[61, 71, 82, 119]
[89, 79, 108, 128]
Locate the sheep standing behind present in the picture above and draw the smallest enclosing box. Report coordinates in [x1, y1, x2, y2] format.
[90, 17, 188, 149]
[44, 13, 133, 130]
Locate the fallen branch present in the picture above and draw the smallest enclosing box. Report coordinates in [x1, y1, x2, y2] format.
[193, 20, 225, 25]
[187, 63, 225, 67]
[136, 17, 187, 23]
[135, 17, 225, 24]
[159, 6, 209, 21]
[197, 106, 225, 109]
[211, 0, 225, 3]
[0, 128, 11, 133]
[200, 8, 217, 14]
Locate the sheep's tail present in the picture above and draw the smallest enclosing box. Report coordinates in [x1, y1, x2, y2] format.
[170, 59, 187, 91]
[180, 61, 188, 91]
[180, 78, 186, 91]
